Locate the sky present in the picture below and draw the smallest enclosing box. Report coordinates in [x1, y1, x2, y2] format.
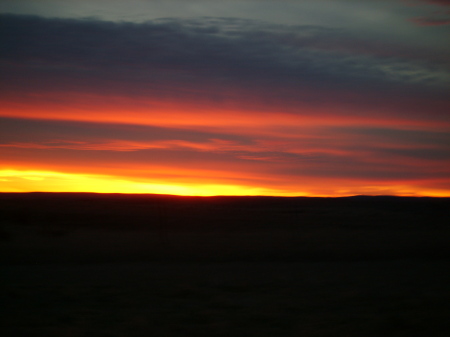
[0, 0, 449, 196]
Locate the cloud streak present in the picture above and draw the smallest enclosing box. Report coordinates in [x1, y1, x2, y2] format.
[2, 14, 448, 90]
[1, 117, 449, 195]
[0, 7, 449, 196]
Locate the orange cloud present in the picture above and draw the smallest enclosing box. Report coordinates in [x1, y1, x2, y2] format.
[1, 13, 449, 197]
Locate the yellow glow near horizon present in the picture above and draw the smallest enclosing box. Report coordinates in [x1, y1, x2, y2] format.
[0, 169, 449, 197]
[0, 169, 286, 196]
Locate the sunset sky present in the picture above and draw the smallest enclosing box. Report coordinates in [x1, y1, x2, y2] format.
[1, 0, 449, 196]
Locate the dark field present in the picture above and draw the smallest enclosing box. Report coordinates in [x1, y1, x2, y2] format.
[1, 193, 450, 336]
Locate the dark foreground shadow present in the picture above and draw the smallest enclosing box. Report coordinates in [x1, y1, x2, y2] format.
[1, 193, 450, 336]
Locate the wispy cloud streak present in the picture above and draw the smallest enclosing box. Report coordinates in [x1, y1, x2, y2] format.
[0, 7, 449, 196]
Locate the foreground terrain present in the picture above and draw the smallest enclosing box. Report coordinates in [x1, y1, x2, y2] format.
[1, 193, 450, 336]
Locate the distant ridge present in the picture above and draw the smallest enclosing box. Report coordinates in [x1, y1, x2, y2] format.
[0, 192, 448, 199]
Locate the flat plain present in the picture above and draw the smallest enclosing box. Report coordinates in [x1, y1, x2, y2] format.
[1, 193, 450, 336]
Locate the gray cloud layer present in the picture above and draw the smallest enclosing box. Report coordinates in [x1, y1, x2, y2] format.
[1, 13, 449, 191]
[1, 14, 449, 122]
